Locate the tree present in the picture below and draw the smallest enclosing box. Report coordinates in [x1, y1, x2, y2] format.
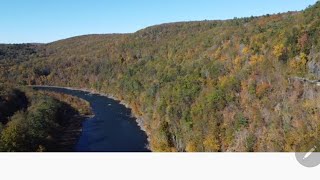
[273, 44, 287, 61]
[0, 123, 3, 134]
[0, 112, 28, 152]
[289, 52, 308, 75]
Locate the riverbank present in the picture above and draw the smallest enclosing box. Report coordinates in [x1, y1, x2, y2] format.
[36, 90, 94, 151]
[56, 114, 92, 151]
[29, 85, 151, 150]
[0, 86, 89, 152]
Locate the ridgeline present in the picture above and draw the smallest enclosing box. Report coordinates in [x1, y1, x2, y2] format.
[1, 2, 320, 152]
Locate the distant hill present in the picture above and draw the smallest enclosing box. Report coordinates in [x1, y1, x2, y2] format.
[0, 44, 44, 64]
[1, 2, 320, 152]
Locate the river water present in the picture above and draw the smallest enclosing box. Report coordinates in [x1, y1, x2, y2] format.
[33, 86, 150, 152]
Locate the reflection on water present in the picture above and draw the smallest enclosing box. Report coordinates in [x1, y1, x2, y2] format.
[33, 86, 150, 152]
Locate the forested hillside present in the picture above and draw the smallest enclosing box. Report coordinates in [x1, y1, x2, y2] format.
[1, 2, 320, 151]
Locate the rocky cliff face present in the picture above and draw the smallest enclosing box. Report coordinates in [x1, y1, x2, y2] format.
[308, 48, 320, 78]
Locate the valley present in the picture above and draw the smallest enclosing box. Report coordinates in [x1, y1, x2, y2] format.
[1, 2, 320, 152]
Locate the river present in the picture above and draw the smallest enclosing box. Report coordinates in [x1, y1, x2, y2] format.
[33, 86, 150, 152]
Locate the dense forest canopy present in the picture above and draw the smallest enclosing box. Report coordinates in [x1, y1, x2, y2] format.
[1, 2, 320, 151]
[0, 85, 92, 152]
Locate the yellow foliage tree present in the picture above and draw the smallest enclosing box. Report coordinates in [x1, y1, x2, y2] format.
[249, 54, 264, 65]
[242, 47, 251, 55]
[203, 134, 220, 152]
[273, 44, 285, 60]
[233, 56, 242, 71]
[186, 141, 198, 152]
[289, 52, 308, 74]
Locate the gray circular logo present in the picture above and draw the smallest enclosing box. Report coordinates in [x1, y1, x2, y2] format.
[295, 146, 320, 168]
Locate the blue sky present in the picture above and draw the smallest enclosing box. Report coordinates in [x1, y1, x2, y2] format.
[0, 0, 318, 43]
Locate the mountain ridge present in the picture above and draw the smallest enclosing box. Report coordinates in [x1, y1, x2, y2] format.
[1, 1, 320, 152]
